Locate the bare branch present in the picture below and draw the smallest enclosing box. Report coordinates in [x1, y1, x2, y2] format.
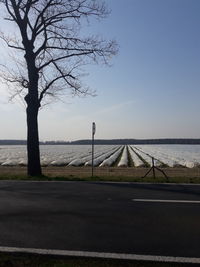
[0, 0, 118, 106]
[0, 31, 25, 50]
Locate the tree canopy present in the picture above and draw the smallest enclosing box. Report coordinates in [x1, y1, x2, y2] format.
[0, 0, 117, 104]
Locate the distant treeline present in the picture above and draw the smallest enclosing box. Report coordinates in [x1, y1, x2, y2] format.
[0, 140, 27, 145]
[0, 139, 200, 145]
[71, 139, 200, 145]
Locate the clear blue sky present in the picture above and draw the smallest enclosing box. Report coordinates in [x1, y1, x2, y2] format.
[0, 0, 200, 141]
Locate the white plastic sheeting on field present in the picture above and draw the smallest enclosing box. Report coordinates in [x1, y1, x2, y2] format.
[118, 146, 128, 167]
[134, 145, 184, 168]
[68, 154, 92, 166]
[50, 157, 75, 166]
[99, 146, 123, 167]
[0, 144, 200, 168]
[128, 146, 145, 167]
[2, 159, 21, 166]
[133, 146, 163, 167]
[41, 145, 92, 166]
[69, 146, 118, 166]
[0, 146, 26, 166]
[132, 146, 153, 166]
[85, 146, 120, 167]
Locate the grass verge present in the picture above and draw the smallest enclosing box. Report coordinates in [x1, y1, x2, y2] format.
[0, 173, 200, 184]
[0, 253, 197, 267]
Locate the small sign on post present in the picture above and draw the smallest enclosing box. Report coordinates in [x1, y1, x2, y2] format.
[92, 122, 96, 177]
[92, 122, 96, 136]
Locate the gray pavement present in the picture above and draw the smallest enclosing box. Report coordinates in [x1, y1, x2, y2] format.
[0, 181, 199, 258]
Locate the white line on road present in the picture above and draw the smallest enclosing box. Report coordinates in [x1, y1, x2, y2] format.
[0, 246, 199, 264]
[133, 199, 200, 204]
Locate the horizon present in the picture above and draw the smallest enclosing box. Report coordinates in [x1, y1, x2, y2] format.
[0, 137, 200, 142]
[0, 0, 199, 140]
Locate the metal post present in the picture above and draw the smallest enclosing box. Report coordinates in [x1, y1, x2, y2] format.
[92, 122, 96, 177]
[92, 131, 94, 177]
[152, 157, 155, 179]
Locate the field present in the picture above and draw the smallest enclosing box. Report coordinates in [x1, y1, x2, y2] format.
[0, 144, 200, 182]
[1, 144, 200, 168]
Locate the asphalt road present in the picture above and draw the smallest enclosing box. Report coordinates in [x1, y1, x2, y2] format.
[0, 181, 199, 259]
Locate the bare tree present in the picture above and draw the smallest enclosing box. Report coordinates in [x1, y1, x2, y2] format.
[0, 0, 117, 176]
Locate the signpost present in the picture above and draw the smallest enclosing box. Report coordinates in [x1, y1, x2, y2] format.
[92, 122, 96, 177]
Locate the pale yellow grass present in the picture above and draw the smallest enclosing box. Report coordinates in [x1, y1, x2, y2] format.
[0, 166, 199, 179]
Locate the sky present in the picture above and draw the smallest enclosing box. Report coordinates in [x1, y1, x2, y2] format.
[0, 0, 200, 141]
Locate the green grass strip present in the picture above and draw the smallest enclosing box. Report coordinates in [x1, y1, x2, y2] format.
[0, 174, 199, 184]
[0, 253, 195, 267]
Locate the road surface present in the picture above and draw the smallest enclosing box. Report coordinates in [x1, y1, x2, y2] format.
[0, 181, 199, 263]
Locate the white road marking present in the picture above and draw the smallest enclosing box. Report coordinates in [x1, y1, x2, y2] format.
[0, 246, 199, 264]
[133, 199, 200, 204]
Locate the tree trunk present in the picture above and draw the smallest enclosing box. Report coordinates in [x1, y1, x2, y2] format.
[26, 102, 42, 176]
[23, 45, 42, 177]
